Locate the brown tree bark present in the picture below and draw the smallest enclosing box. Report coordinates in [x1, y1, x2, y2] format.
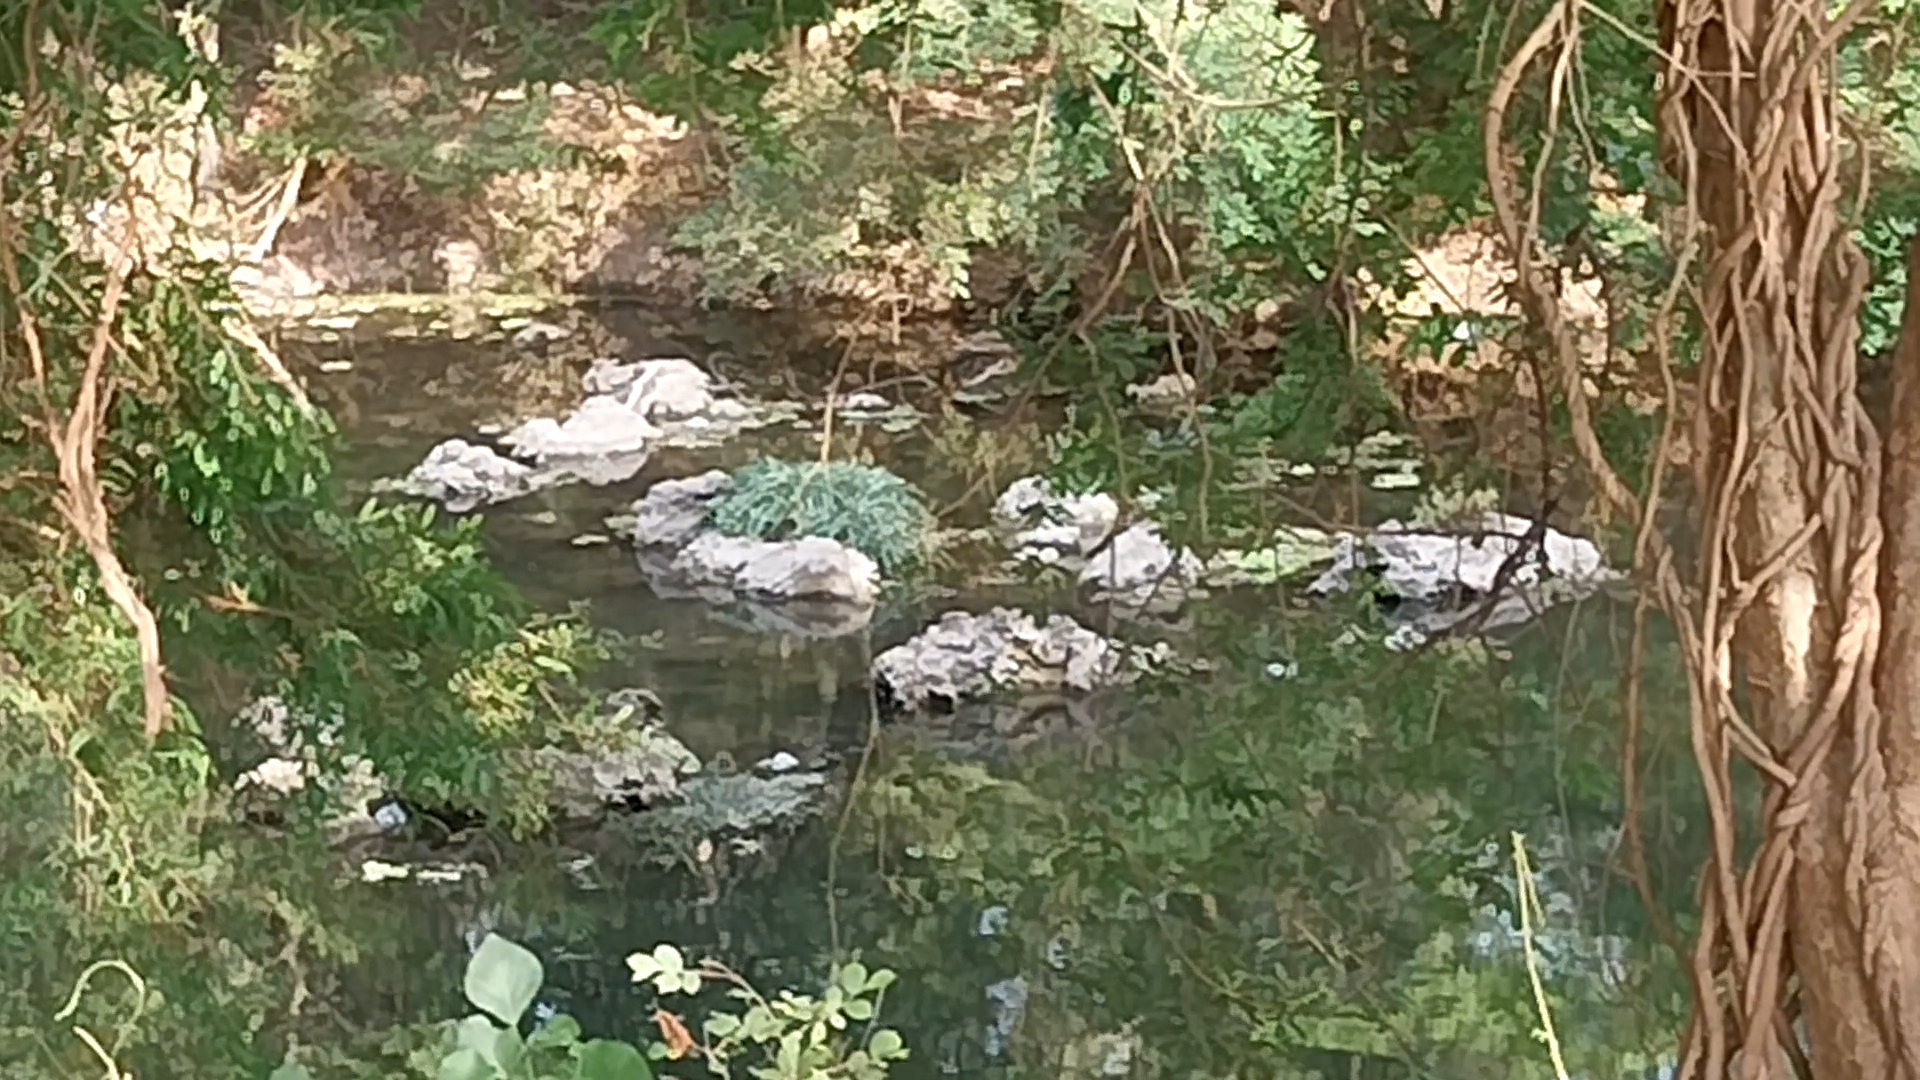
[1490, 0, 1920, 1074]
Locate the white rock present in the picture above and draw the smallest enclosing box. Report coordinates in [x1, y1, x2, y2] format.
[629, 471, 731, 548]
[1308, 512, 1621, 641]
[736, 537, 880, 606]
[873, 607, 1166, 712]
[584, 357, 714, 421]
[1080, 521, 1203, 608]
[501, 395, 660, 461]
[993, 476, 1119, 560]
[1125, 371, 1198, 410]
[385, 438, 536, 512]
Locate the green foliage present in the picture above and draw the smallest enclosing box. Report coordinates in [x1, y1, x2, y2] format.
[629, 943, 909, 1080]
[673, 0, 1339, 311]
[290, 935, 911, 1080]
[110, 264, 333, 546]
[244, 16, 583, 196]
[707, 459, 935, 577]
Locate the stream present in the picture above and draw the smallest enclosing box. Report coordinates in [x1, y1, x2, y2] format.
[284, 305, 1699, 1079]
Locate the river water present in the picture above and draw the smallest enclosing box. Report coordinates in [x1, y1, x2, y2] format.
[290, 308, 1702, 1080]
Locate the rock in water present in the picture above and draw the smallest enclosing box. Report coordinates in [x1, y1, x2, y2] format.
[873, 607, 1167, 713]
[672, 533, 878, 607]
[623, 471, 881, 625]
[1079, 521, 1203, 610]
[628, 470, 731, 548]
[501, 394, 660, 462]
[381, 438, 538, 513]
[992, 476, 1119, 564]
[583, 357, 714, 421]
[1308, 512, 1621, 646]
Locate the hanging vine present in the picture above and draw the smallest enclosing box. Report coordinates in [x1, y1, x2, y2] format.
[1483, 0, 1920, 1074]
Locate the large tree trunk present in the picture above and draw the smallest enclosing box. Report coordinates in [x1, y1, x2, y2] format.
[1488, 0, 1920, 1074]
[1658, 0, 1920, 1074]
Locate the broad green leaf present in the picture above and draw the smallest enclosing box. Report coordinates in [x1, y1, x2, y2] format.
[837, 962, 870, 995]
[575, 1038, 653, 1079]
[704, 1011, 741, 1038]
[268, 1066, 314, 1080]
[868, 1029, 905, 1060]
[529, 1013, 584, 1050]
[436, 1047, 493, 1080]
[457, 1014, 503, 1062]
[464, 934, 544, 1027]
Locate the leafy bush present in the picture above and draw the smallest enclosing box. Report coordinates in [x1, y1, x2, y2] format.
[707, 460, 935, 577]
[283, 934, 911, 1079]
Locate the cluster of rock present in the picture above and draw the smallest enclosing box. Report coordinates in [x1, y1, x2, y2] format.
[873, 607, 1174, 713]
[618, 469, 881, 637]
[1308, 512, 1622, 646]
[381, 358, 779, 512]
[987, 475, 1618, 648]
[237, 688, 838, 874]
[992, 476, 1202, 612]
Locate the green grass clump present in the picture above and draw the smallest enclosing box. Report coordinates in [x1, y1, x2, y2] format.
[707, 460, 935, 577]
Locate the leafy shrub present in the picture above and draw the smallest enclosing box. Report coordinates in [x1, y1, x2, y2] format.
[707, 460, 935, 577]
[285, 934, 911, 1079]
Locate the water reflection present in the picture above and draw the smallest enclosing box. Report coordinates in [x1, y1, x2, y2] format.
[294, 315, 1700, 1080]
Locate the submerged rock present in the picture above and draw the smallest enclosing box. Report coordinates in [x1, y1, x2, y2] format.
[873, 607, 1169, 713]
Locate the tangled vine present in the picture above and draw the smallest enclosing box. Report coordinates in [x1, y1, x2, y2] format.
[1485, 0, 1920, 1075]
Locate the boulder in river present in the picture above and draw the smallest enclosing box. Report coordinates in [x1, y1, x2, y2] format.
[873, 607, 1171, 714]
[381, 438, 540, 513]
[993, 476, 1119, 565]
[1079, 520, 1204, 611]
[629, 469, 730, 547]
[385, 358, 782, 513]
[1309, 512, 1622, 645]
[624, 472, 882, 630]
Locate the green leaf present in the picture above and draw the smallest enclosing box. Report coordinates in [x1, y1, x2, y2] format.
[837, 962, 870, 995]
[436, 1047, 494, 1080]
[529, 1013, 584, 1050]
[457, 1014, 503, 1061]
[844, 998, 874, 1021]
[865, 969, 897, 993]
[704, 1011, 741, 1039]
[575, 1038, 653, 1079]
[268, 1066, 314, 1080]
[464, 934, 545, 1027]
[868, 1029, 905, 1060]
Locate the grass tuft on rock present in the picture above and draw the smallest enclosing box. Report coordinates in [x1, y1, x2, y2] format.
[708, 459, 935, 577]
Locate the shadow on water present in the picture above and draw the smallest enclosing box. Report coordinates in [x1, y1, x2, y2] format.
[288, 308, 1704, 1078]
